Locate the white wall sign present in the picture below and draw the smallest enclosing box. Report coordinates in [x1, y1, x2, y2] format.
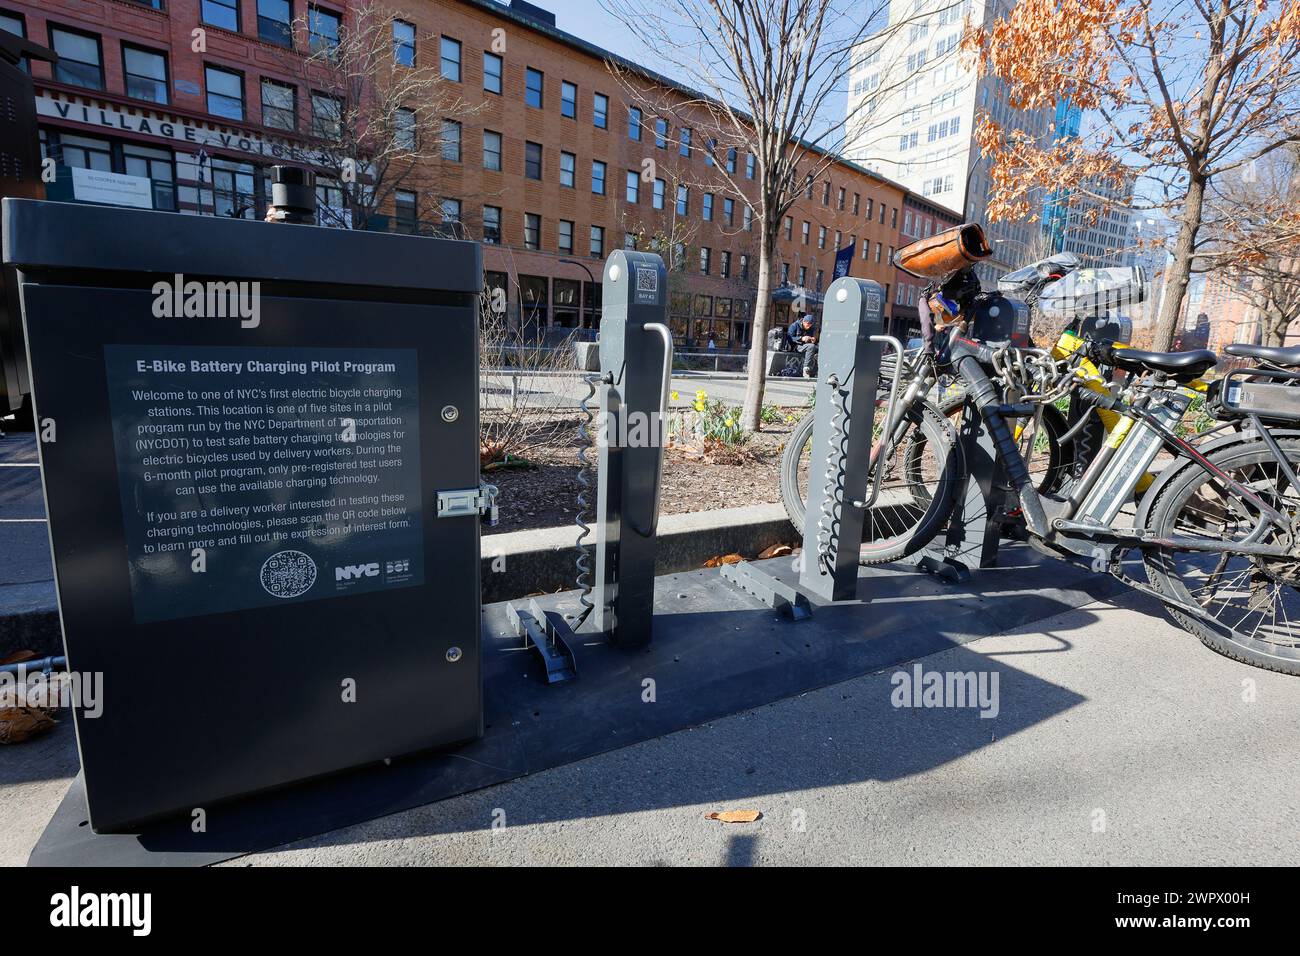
[70, 167, 154, 209]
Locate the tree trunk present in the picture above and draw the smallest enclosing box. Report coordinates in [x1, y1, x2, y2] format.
[1263, 309, 1293, 348]
[1153, 175, 1206, 351]
[740, 233, 778, 431]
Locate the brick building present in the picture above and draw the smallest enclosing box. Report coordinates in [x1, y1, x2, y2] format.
[5, 0, 920, 347]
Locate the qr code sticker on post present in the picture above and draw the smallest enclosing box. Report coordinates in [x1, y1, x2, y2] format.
[636, 267, 659, 297]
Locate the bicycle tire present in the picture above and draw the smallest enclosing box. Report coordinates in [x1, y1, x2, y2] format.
[780, 396, 962, 565]
[1142, 436, 1300, 676]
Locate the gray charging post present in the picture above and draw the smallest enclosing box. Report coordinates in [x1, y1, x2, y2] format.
[797, 278, 886, 600]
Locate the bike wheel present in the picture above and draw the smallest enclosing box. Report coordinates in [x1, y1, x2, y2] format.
[780, 396, 961, 564]
[937, 393, 1087, 496]
[1143, 437, 1300, 676]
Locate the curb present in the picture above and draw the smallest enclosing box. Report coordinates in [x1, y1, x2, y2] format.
[481, 502, 798, 602]
[0, 581, 61, 659]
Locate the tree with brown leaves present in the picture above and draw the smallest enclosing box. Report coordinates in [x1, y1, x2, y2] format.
[968, 0, 1300, 351]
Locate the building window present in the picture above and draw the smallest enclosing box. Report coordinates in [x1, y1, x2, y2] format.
[525, 141, 542, 180]
[201, 0, 239, 33]
[525, 67, 544, 108]
[654, 117, 669, 149]
[483, 205, 501, 244]
[524, 212, 541, 250]
[852, 192, 860, 215]
[308, 6, 341, 56]
[260, 79, 296, 130]
[746, 153, 755, 179]
[679, 127, 691, 157]
[440, 36, 461, 81]
[591, 160, 606, 195]
[590, 225, 604, 258]
[676, 184, 688, 216]
[123, 142, 176, 211]
[205, 65, 244, 121]
[547, 150, 571, 188]
[837, 187, 846, 210]
[720, 250, 731, 278]
[801, 221, 810, 245]
[561, 80, 577, 118]
[440, 118, 459, 160]
[483, 51, 502, 94]
[0, 10, 26, 72]
[743, 205, 752, 231]
[784, 217, 792, 240]
[822, 182, 831, 205]
[311, 92, 340, 138]
[483, 129, 502, 171]
[393, 19, 415, 66]
[628, 106, 642, 141]
[441, 197, 461, 235]
[865, 197, 874, 219]
[700, 247, 711, 275]
[554, 278, 581, 328]
[726, 148, 737, 173]
[818, 225, 827, 249]
[520, 275, 548, 328]
[625, 170, 639, 204]
[652, 178, 666, 210]
[558, 219, 574, 254]
[593, 93, 608, 129]
[123, 45, 168, 104]
[703, 193, 713, 221]
[740, 254, 749, 280]
[211, 157, 258, 219]
[723, 197, 734, 226]
[50, 26, 103, 90]
[258, 0, 293, 48]
[394, 190, 418, 233]
[706, 137, 716, 166]
[798, 266, 807, 286]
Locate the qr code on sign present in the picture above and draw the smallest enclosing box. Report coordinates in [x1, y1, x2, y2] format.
[636, 267, 658, 296]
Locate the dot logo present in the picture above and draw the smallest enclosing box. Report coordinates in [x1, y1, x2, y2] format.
[260, 550, 317, 599]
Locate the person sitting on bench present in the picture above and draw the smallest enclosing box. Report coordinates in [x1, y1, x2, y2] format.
[785, 312, 819, 377]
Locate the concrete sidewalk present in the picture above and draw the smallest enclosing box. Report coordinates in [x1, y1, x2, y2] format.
[5, 588, 1295, 866]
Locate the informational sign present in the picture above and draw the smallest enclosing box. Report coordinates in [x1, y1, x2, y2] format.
[70, 167, 154, 209]
[102, 344, 425, 624]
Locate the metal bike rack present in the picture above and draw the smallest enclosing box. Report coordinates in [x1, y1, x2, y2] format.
[510, 251, 673, 680]
[721, 277, 887, 610]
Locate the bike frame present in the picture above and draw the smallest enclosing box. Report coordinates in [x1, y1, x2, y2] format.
[1013, 378, 1296, 558]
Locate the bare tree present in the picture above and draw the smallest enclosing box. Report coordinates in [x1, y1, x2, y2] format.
[601, 0, 924, 430]
[968, 0, 1300, 351]
[1203, 144, 1300, 346]
[278, 2, 481, 230]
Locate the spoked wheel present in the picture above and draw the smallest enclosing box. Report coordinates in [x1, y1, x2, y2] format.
[780, 395, 961, 565]
[1143, 437, 1300, 676]
[938, 393, 1090, 497]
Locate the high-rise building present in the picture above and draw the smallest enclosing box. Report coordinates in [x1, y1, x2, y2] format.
[1042, 101, 1133, 264]
[845, 0, 1052, 285]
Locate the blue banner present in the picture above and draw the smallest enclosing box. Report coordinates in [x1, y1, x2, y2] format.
[833, 241, 855, 280]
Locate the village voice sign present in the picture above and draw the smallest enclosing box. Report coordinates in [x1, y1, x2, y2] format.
[36, 92, 328, 164]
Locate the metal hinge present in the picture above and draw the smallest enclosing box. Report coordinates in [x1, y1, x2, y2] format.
[436, 483, 499, 526]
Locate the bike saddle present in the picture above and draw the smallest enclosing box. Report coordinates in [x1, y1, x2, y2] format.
[1108, 346, 1217, 379]
[1223, 343, 1300, 367]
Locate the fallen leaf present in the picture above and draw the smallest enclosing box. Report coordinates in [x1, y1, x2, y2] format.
[0, 706, 56, 745]
[703, 553, 745, 568]
[706, 810, 762, 823]
[757, 544, 793, 560]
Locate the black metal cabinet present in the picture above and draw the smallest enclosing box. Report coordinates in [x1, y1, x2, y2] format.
[3, 198, 484, 831]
